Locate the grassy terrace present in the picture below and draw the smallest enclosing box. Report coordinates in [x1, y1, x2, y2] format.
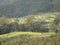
[0, 32, 55, 39]
[0, 32, 57, 45]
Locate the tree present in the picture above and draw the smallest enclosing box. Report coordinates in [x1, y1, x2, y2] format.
[0, 16, 10, 25]
[54, 14, 60, 24]
[0, 41, 1, 45]
[0, 16, 10, 34]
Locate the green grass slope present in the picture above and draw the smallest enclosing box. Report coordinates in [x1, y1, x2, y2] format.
[0, 32, 57, 45]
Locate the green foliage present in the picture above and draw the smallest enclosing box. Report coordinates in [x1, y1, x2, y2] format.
[0, 13, 60, 34]
[0, 41, 1, 45]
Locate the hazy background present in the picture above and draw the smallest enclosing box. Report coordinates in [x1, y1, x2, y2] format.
[0, 0, 60, 17]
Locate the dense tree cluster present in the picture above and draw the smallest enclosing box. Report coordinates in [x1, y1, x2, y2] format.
[0, 14, 60, 34]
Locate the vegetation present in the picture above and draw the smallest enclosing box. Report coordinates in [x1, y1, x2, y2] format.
[0, 13, 60, 45]
[0, 0, 60, 45]
[0, 13, 60, 34]
[0, 32, 56, 45]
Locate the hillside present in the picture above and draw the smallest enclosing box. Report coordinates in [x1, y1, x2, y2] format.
[0, 32, 57, 45]
[0, 0, 60, 17]
[0, 11, 60, 45]
[0, 0, 60, 45]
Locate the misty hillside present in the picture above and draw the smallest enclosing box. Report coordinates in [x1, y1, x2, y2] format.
[0, 0, 60, 17]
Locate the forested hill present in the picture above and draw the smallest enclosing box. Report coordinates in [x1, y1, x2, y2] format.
[0, 0, 60, 17]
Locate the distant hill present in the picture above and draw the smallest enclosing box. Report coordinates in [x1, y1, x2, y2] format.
[0, 0, 60, 17]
